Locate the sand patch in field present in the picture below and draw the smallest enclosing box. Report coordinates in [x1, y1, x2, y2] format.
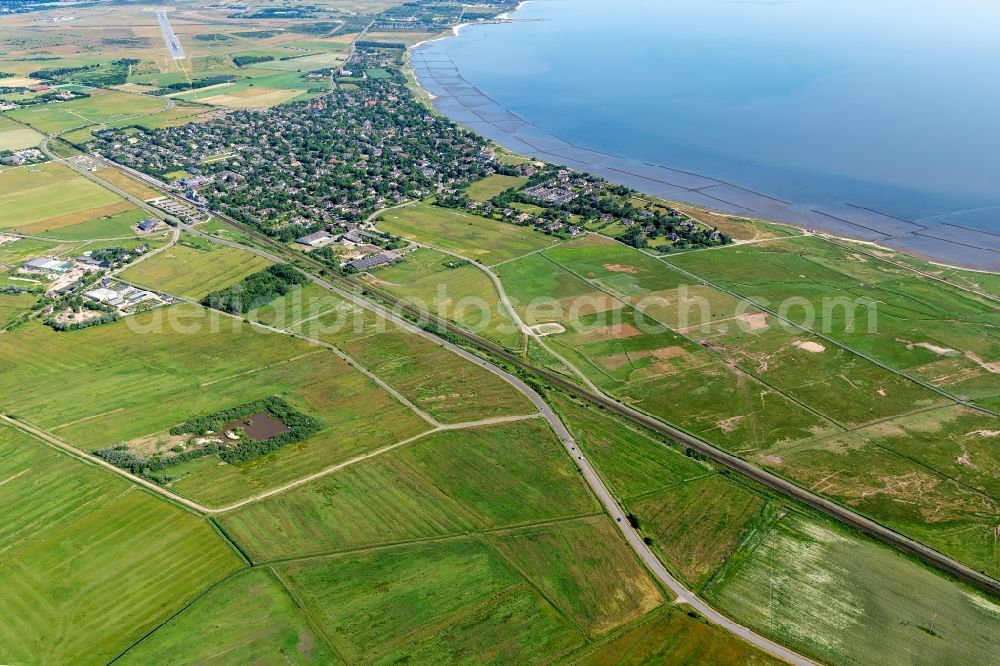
[557, 291, 623, 317]
[580, 322, 642, 342]
[530, 322, 566, 336]
[793, 340, 826, 353]
[602, 263, 639, 274]
[737, 311, 768, 331]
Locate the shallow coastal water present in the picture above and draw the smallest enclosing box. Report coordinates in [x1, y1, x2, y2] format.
[412, 0, 1000, 270]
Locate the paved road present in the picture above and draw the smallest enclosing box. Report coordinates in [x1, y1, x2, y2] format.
[156, 10, 186, 60]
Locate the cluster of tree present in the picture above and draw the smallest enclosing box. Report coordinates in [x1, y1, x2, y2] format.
[200, 263, 307, 314]
[0, 71, 13, 78]
[354, 40, 406, 50]
[89, 246, 131, 264]
[194, 33, 233, 43]
[3, 89, 90, 108]
[167, 395, 323, 466]
[44, 311, 119, 332]
[29, 64, 93, 79]
[156, 75, 237, 93]
[233, 54, 274, 68]
[92, 442, 218, 478]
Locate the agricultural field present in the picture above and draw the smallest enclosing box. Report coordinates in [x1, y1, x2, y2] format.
[247, 282, 343, 329]
[0, 162, 130, 232]
[667, 235, 1000, 405]
[0, 290, 37, 327]
[0, 421, 242, 665]
[300, 295, 534, 423]
[93, 166, 163, 201]
[120, 234, 273, 299]
[31, 207, 150, 241]
[497, 248, 837, 452]
[118, 569, 335, 665]
[707, 515, 1000, 666]
[553, 395, 771, 588]
[376, 202, 559, 265]
[762, 430, 1000, 578]
[220, 419, 598, 559]
[489, 516, 663, 635]
[276, 539, 586, 663]
[7, 89, 167, 135]
[514, 239, 1000, 578]
[341, 327, 534, 422]
[572, 607, 782, 665]
[629, 476, 769, 587]
[0, 307, 430, 507]
[365, 247, 523, 349]
[0, 114, 41, 150]
[464, 173, 529, 201]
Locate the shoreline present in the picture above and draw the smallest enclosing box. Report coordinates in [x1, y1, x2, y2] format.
[406, 5, 998, 275]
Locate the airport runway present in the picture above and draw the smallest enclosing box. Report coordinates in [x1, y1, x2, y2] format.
[156, 10, 185, 60]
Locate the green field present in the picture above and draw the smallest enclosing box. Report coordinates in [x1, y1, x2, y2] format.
[0, 291, 37, 327]
[707, 515, 1000, 666]
[667, 236, 1000, 405]
[762, 430, 1000, 577]
[299, 297, 534, 423]
[118, 568, 336, 665]
[464, 173, 529, 201]
[32, 207, 149, 241]
[7, 89, 167, 134]
[0, 162, 127, 231]
[0, 308, 429, 507]
[367, 247, 523, 349]
[630, 476, 768, 587]
[342, 327, 534, 422]
[0, 421, 242, 665]
[553, 396, 770, 587]
[489, 517, 663, 635]
[377, 202, 558, 265]
[220, 419, 598, 560]
[120, 234, 274, 299]
[248, 282, 343, 329]
[573, 607, 781, 665]
[0, 114, 42, 150]
[497, 250, 836, 452]
[277, 539, 586, 663]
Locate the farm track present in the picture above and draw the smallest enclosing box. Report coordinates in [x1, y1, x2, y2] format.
[38, 150, 821, 664]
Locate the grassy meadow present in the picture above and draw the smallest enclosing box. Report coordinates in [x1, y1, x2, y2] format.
[366, 247, 523, 349]
[0, 421, 242, 665]
[277, 539, 586, 663]
[120, 234, 274, 299]
[464, 173, 529, 201]
[0, 114, 42, 150]
[0, 162, 129, 231]
[376, 203, 558, 265]
[707, 516, 1000, 666]
[0, 307, 429, 507]
[220, 419, 599, 560]
[667, 235, 1000, 406]
[118, 568, 336, 665]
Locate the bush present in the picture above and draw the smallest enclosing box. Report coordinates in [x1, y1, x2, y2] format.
[200, 263, 307, 314]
